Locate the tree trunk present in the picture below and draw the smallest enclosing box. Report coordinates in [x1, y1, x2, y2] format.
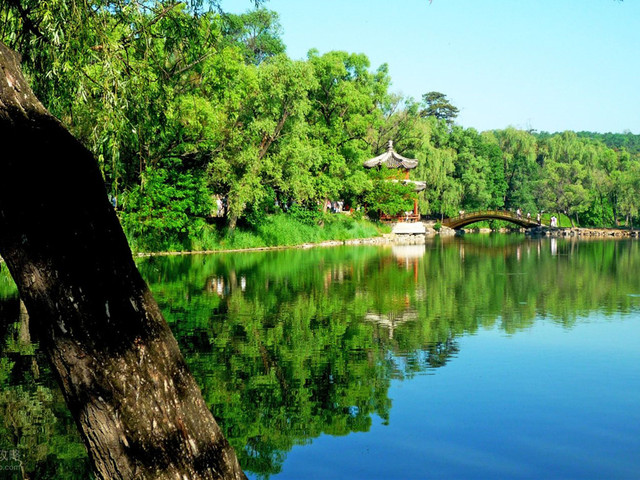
[0, 43, 245, 479]
[228, 213, 238, 230]
[18, 299, 30, 347]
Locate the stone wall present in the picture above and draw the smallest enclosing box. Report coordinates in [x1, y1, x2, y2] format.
[526, 227, 639, 238]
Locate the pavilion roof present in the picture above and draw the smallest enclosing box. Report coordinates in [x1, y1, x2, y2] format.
[389, 179, 426, 192]
[363, 140, 418, 170]
[407, 180, 426, 192]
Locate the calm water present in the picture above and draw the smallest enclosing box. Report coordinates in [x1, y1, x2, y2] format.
[1, 235, 640, 479]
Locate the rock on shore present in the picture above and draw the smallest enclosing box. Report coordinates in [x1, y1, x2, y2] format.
[526, 227, 639, 238]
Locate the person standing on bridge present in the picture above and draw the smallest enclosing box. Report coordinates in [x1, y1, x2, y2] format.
[537, 212, 541, 225]
[527, 212, 531, 221]
[517, 208, 522, 219]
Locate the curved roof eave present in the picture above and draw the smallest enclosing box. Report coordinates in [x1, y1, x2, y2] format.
[363, 140, 419, 169]
[363, 152, 418, 169]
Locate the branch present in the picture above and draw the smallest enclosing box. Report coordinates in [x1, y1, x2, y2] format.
[5, 0, 46, 45]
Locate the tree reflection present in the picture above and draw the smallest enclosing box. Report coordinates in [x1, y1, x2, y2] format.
[0, 295, 91, 479]
[137, 238, 640, 477]
[1, 237, 640, 478]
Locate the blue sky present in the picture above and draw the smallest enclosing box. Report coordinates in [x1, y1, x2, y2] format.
[222, 0, 640, 134]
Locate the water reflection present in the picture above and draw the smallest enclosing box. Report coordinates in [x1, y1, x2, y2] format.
[1, 236, 640, 478]
[138, 237, 640, 477]
[0, 295, 90, 479]
[364, 310, 419, 339]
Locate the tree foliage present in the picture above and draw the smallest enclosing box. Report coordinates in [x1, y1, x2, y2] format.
[0, 0, 638, 250]
[420, 91, 460, 125]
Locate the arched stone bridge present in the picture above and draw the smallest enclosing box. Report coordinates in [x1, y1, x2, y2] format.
[442, 210, 540, 229]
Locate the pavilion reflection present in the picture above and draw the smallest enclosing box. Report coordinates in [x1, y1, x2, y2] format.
[364, 310, 419, 339]
[391, 244, 424, 281]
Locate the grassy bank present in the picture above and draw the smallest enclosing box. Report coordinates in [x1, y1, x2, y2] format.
[0, 268, 18, 299]
[124, 213, 389, 253]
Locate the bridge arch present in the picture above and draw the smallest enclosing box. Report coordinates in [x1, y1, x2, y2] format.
[441, 210, 540, 229]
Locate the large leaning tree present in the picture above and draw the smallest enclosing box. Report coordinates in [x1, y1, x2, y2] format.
[0, 42, 246, 479]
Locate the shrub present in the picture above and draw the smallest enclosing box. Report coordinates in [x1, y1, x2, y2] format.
[120, 162, 212, 251]
[363, 169, 416, 218]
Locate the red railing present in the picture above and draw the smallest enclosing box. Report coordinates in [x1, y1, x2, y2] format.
[380, 212, 420, 223]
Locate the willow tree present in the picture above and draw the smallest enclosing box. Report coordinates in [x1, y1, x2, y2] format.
[0, 42, 245, 480]
[489, 127, 539, 211]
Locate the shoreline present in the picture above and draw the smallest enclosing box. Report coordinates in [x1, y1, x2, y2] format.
[134, 226, 640, 257]
[458, 225, 639, 238]
[3, 227, 637, 263]
[523, 226, 640, 238]
[134, 235, 394, 257]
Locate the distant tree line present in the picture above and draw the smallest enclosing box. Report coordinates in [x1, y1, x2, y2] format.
[539, 131, 640, 155]
[2, 0, 638, 249]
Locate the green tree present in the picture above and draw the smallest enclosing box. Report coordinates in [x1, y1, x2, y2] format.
[306, 50, 390, 209]
[121, 163, 213, 250]
[537, 132, 596, 226]
[420, 91, 459, 125]
[617, 160, 640, 227]
[479, 138, 507, 208]
[208, 54, 317, 228]
[363, 169, 416, 218]
[488, 127, 539, 212]
[420, 144, 461, 218]
[222, 8, 286, 65]
[448, 127, 492, 211]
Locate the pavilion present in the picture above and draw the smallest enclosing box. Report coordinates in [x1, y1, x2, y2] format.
[363, 140, 426, 222]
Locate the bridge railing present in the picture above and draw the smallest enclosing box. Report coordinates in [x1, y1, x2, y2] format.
[380, 212, 420, 223]
[449, 209, 517, 219]
[443, 209, 539, 226]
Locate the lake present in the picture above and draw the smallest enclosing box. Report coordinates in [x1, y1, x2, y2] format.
[1, 235, 640, 479]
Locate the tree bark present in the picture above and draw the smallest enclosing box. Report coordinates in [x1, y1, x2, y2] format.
[0, 43, 246, 479]
[18, 299, 30, 347]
